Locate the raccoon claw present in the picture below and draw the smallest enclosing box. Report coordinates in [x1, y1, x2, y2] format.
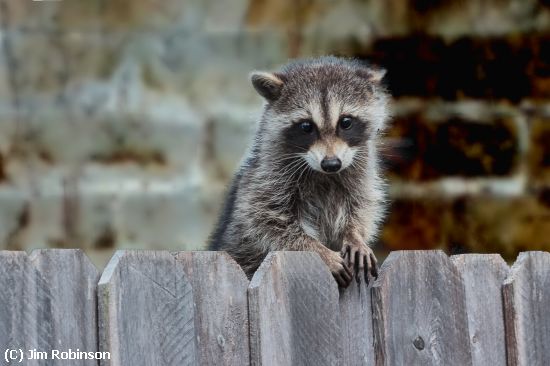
[334, 268, 353, 288]
[342, 242, 378, 285]
[365, 251, 378, 284]
[326, 251, 353, 288]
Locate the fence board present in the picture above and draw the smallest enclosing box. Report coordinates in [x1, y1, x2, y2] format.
[174, 251, 250, 366]
[1, 248, 548, 365]
[98, 250, 198, 366]
[503, 251, 550, 366]
[0, 249, 99, 365]
[451, 254, 509, 366]
[339, 278, 375, 366]
[248, 251, 342, 366]
[371, 250, 473, 366]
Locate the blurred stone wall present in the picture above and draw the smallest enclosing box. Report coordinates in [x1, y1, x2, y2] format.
[0, 0, 548, 266]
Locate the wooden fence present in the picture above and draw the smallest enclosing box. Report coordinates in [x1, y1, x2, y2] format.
[0, 249, 549, 366]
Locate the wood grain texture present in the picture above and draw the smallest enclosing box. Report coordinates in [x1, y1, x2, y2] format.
[174, 251, 250, 366]
[339, 277, 374, 366]
[248, 251, 342, 366]
[98, 250, 198, 366]
[371, 250, 473, 366]
[503, 251, 550, 366]
[0, 249, 99, 366]
[451, 254, 509, 366]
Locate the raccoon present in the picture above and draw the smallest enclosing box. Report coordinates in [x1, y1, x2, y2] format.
[209, 56, 390, 287]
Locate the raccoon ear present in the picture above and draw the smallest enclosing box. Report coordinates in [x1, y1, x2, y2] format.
[356, 66, 386, 83]
[250, 71, 285, 101]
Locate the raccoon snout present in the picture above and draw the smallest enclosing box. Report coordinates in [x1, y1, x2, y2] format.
[320, 157, 342, 173]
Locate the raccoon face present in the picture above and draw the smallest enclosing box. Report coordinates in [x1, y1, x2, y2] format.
[251, 57, 388, 174]
[284, 115, 366, 174]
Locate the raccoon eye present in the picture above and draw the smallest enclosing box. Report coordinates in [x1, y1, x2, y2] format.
[299, 120, 314, 134]
[339, 116, 354, 130]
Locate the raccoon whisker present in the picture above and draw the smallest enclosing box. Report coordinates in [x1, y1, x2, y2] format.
[273, 156, 303, 168]
[272, 160, 303, 172]
[355, 154, 370, 163]
[268, 152, 305, 165]
[278, 162, 310, 187]
[351, 159, 370, 171]
[352, 152, 373, 164]
[352, 149, 370, 157]
[295, 161, 313, 183]
[272, 153, 306, 165]
[352, 162, 369, 169]
[277, 153, 304, 160]
[275, 159, 310, 187]
[349, 156, 370, 176]
[273, 157, 307, 178]
[267, 160, 308, 187]
[354, 151, 369, 156]
[351, 151, 369, 162]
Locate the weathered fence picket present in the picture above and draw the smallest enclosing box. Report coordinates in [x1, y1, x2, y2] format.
[174, 251, 250, 366]
[248, 251, 342, 366]
[503, 251, 550, 366]
[0, 249, 549, 366]
[98, 250, 198, 366]
[339, 276, 375, 366]
[0, 249, 99, 366]
[371, 250, 473, 366]
[451, 254, 509, 366]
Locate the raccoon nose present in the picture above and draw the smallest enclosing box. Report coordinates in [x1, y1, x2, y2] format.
[321, 157, 342, 173]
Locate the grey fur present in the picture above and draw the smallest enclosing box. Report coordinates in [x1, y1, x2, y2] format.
[209, 56, 390, 286]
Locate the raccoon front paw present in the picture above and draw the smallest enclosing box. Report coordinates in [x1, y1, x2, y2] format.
[341, 241, 378, 284]
[324, 250, 353, 288]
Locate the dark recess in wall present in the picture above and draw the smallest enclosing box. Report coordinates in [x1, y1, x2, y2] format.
[355, 34, 550, 101]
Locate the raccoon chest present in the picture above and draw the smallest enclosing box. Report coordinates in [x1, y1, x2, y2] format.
[299, 198, 349, 250]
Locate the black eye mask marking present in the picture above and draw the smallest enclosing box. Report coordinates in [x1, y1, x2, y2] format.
[337, 116, 369, 147]
[283, 119, 318, 152]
